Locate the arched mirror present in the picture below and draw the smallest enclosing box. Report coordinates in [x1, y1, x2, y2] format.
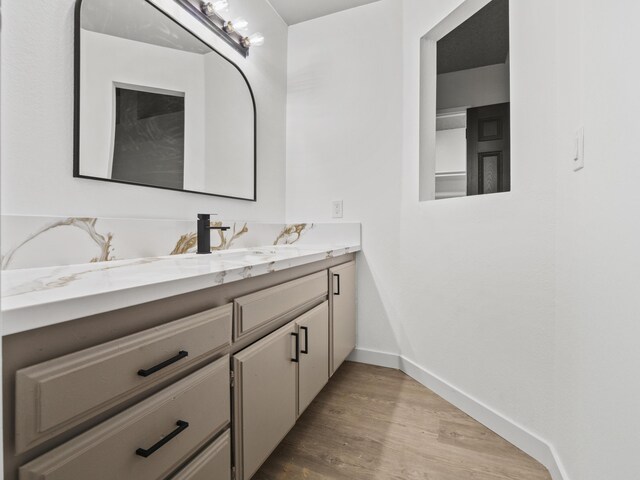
[75, 0, 257, 200]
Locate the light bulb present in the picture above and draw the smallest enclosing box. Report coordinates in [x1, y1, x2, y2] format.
[246, 32, 264, 47]
[229, 17, 249, 32]
[201, 0, 228, 16]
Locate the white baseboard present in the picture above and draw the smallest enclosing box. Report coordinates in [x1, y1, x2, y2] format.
[347, 347, 402, 369]
[347, 348, 568, 480]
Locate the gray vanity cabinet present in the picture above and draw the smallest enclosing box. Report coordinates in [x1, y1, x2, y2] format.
[233, 271, 328, 342]
[330, 261, 357, 375]
[296, 302, 329, 416]
[5, 255, 356, 480]
[232, 322, 298, 480]
[170, 430, 231, 480]
[19, 359, 230, 480]
[233, 265, 355, 479]
[14, 306, 231, 454]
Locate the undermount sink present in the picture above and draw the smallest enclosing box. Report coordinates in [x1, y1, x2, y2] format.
[212, 249, 277, 263]
[178, 245, 314, 264]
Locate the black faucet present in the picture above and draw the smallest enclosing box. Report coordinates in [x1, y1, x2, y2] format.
[197, 214, 230, 254]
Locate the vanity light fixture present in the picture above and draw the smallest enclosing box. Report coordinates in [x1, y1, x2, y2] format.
[201, 0, 228, 15]
[242, 32, 265, 48]
[174, 0, 264, 58]
[224, 17, 249, 33]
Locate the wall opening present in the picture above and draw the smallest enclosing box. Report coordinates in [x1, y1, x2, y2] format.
[419, 0, 510, 201]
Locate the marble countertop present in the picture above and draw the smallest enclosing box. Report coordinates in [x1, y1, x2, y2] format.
[0, 243, 359, 336]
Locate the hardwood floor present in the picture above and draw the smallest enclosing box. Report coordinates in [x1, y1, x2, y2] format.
[254, 362, 551, 480]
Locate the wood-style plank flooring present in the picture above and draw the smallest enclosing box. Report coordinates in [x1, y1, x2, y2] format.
[254, 362, 551, 480]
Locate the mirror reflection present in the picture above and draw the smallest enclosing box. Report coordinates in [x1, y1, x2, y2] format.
[77, 0, 256, 200]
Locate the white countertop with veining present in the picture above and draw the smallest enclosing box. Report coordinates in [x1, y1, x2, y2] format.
[0, 244, 359, 336]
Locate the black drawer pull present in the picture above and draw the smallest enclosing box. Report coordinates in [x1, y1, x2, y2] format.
[291, 332, 300, 363]
[137, 351, 188, 377]
[300, 326, 309, 354]
[136, 420, 189, 458]
[334, 273, 341, 295]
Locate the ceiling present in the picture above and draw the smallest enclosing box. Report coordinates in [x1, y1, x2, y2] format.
[437, 0, 509, 75]
[267, 0, 382, 25]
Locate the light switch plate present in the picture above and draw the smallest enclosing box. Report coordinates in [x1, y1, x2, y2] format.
[573, 127, 585, 171]
[332, 200, 343, 218]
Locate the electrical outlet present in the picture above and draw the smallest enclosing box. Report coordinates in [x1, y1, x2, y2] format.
[332, 200, 343, 219]
[573, 127, 585, 171]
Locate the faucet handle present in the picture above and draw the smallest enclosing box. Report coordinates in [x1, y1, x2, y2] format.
[197, 213, 219, 226]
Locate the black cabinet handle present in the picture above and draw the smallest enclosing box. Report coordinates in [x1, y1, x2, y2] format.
[300, 326, 309, 354]
[334, 273, 341, 295]
[136, 420, 189, 458]
[291, 332, 299, 363]
[137, 351, 188, 377]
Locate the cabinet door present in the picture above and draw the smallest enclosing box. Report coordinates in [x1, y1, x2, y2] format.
[297, 302, 329, 416]
[233, 322, 298, 480]
[330, 261, 356, 375]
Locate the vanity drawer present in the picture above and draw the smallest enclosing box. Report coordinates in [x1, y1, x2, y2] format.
[19, 358, 230, 480]
[15, 304, 232, 454]
[171, 430, 231, 480]
[234, 271, 327, 341]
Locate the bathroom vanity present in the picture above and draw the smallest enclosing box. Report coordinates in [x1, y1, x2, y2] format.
[0, 0, 361, 475]
[1, 247, 357, 480]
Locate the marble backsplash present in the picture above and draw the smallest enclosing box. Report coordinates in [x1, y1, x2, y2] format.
[0, 215, 360, 270]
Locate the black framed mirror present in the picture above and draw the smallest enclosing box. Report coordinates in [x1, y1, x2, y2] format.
[74, 0, 257, 200]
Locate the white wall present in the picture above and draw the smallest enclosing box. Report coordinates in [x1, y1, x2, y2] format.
[0, 0, 287, 221]
[553, 0, 640, 479]
[287, 0, 557, 465]
[288, 0, 640, 478]
[437, 62, 510, 110]
[287, 0, 406, 357]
